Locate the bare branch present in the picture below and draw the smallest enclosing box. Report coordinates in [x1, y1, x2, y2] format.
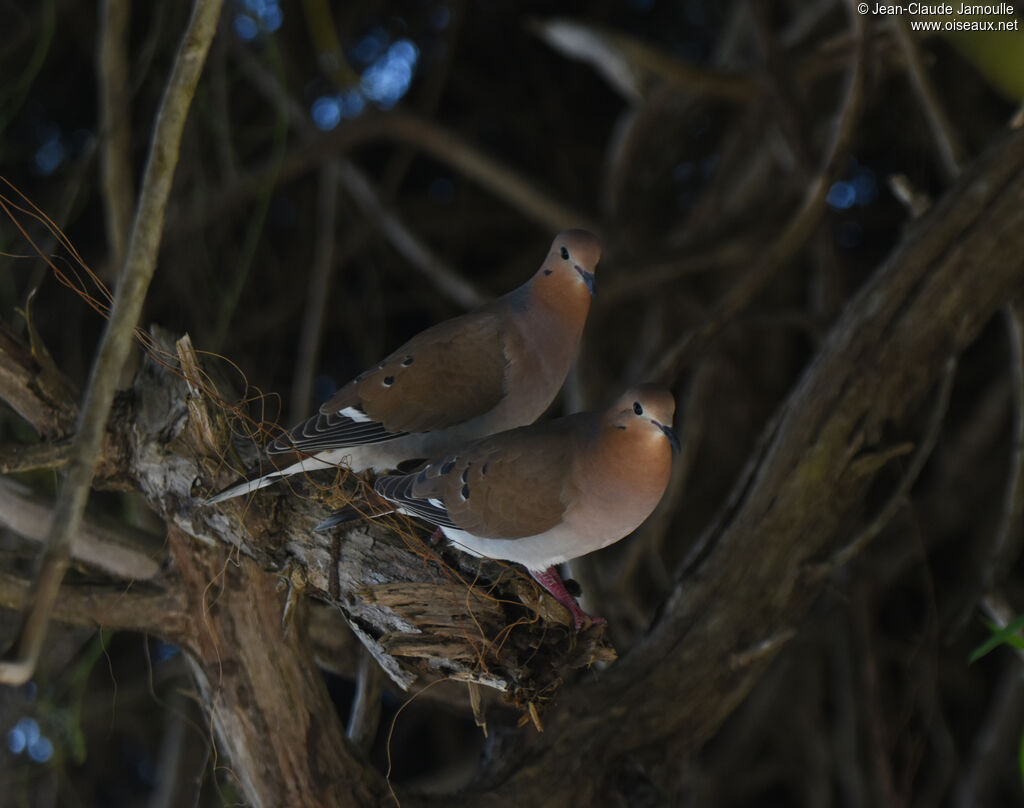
[0, 571, 186, 638]
[167, 110, 598, 238]
[530, 17, 759, 103]
[984, 300, 1024, 589]
[891, 17, 964, 181]
[228, 43, 489, 310]
[335, 160, 488, 309]
[96, 0, 135, 272]
[0, 320, 78, 439]
[952, 659, 1024, 808]
[0, 441, 71, 474]
[0, 476, 164, 580]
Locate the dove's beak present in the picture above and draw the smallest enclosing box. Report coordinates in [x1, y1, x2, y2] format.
[654, 421, 681, 454]
[575, 266, 596, 296]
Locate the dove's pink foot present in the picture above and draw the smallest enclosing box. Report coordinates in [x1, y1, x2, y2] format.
[528, 566, 605, 630]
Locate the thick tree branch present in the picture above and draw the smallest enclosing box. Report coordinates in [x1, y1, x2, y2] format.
[0, 441, 71, 474]
[0, 571, 186, 639]
[0, 476, 164, 580]
[0, 320, 78, 439]
[165, 526, 386, 808]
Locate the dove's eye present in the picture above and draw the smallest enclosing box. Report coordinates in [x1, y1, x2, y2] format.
[560, 246, 570, 260]
[633, 402, 643, 415]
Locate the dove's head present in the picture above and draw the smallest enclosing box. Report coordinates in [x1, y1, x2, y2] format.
[536, 229, 600, 298]
[607, 385, 680, 454]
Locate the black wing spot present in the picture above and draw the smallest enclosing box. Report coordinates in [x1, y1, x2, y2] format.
[543, 269, 552, 275]
[383, 375, 395, 386]
[461, 484, 470, 500]
[441, 459, 456, 475]
[616, 425, 627, 430]
[481, 463, 488, 476]
[401, 356, 414, 366]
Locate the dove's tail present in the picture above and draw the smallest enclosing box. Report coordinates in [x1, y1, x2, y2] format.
[205, 454, 342, 504]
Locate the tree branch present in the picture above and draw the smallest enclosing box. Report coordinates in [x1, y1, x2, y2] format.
[0, 571, 186, 639]
[0, 476, 164, 580]
[96, 0, 135, 272]
[0, 319, 78, 439]
[166, 109, 598, 238]
[165, 526, 387, 808]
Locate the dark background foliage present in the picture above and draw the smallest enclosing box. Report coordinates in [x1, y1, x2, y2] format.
[2, 0, 1024, 805]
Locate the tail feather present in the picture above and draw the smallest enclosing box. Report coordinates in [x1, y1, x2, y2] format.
[205, 454, 340, 504]
[314, 507, 360, 531]
[205, 472, 283, 504]
[315, 503, 398, 531]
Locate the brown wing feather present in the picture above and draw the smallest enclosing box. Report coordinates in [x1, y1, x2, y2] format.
[320, 311, 507, 433]
[410, 419, 581, 539]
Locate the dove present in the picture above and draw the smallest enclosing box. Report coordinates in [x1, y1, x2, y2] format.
[367, 385, 679, 628]
[208, 230, 600, 504]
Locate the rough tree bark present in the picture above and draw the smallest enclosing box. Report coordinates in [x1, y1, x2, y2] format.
[2, 125, 1024, 806]
[165, 526, 387, 808]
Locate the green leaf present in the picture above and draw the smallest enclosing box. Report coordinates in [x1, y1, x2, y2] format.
[969, 614, 1024, 663]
